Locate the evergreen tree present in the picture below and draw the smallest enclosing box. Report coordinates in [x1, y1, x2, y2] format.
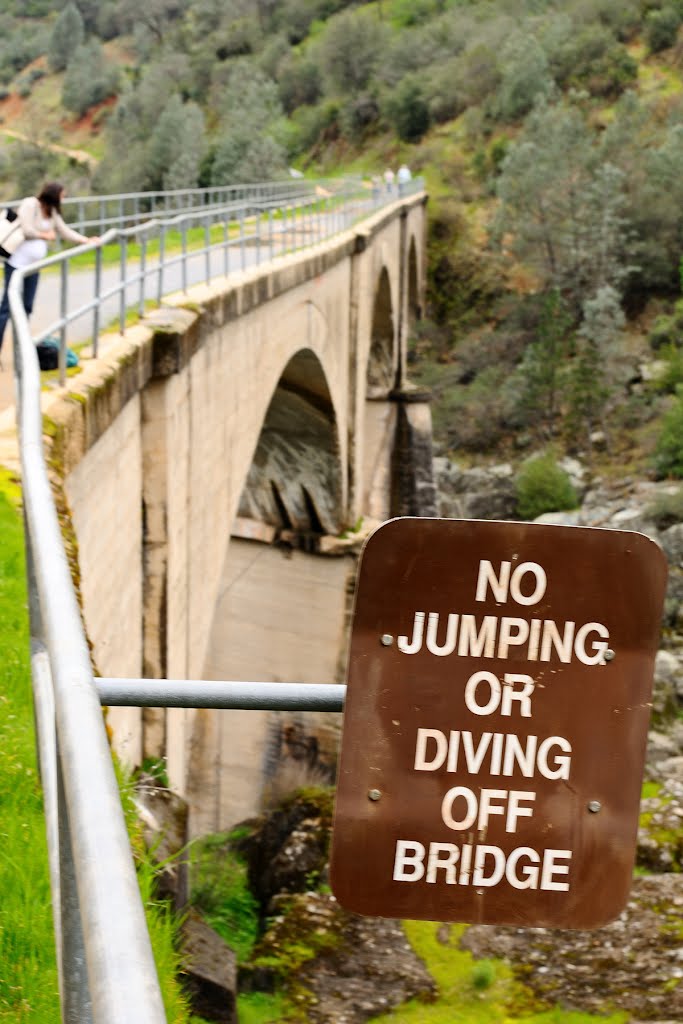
[148, 95, 206, 191]
[48, 3, 84, 72]
[515, 290, 572, 439]
[62, 40, 119, 117]
[567, 286, 624, 448]
[496, 101, 635, 313]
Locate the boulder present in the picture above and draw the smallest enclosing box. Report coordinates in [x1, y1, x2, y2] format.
[181, 909, 238, 1023]
[245, 891, 435, 1024]
[652, 650, 681, 726]
[434, 460, 517, 521]
[235, 790, 334, 917]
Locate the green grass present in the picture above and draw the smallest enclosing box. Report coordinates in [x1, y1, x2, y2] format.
[0, 471, 60, 1022]
[59, 202, 332, 274]
[0, 473, 205, 1022]
[237, 991, 289, 1024]
[369, 921, 628, 1024]
[189, 829, 260, 964]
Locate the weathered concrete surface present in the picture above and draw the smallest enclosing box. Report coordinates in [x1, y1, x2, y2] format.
[40, 194, 429, 817]
[188, 538, 353, 836]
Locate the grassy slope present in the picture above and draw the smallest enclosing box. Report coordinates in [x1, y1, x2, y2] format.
[0, 473, 205, 1023]
[0, 472, 60, 1022]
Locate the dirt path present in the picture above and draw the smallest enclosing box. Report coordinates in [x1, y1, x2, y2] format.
[0, 128, 97, 170]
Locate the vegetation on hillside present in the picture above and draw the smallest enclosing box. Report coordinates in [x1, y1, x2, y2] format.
[2, 0, 683, 475]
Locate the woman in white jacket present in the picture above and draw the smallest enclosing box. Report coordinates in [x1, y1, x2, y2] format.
[0, 181, 100, 359]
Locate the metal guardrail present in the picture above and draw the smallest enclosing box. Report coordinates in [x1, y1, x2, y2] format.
[6, 180, 339, 234]
[10, 177, 423, 1023]
[18, 175, 423, 386]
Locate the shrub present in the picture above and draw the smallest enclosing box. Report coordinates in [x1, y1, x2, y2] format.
[646, 486, 683, 528]
[655, 386, 683, 477]
[651, 343, 683, 393]
[645, 6, 682, 52]
[385, 73, 431, 142]
[649, 313, 683, 351]
[514, 454, 578, 520]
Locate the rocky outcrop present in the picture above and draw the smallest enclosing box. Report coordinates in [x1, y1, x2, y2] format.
[234, 790, 435, 1023]
[235, 789, 334, 918]
[460, 874, 683, 1021]
[434, 457, 518, 520]
[247, 891, 435, 1023]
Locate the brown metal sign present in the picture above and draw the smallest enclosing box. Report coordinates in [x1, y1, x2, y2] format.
[329, 518, 667, 929]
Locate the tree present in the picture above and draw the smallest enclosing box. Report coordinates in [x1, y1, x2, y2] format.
[496, 101, 635, 313]
[62, 41, 119, 117]
[320, 9, 387, 94]
[148, 95, 207, 191]
[211, 132, 286, 184]
[495, 32, 553, 121]
[567, 286, 624, 447]
[514, 291, 572, 439]
[208, 60, 288, 183]
[118, 0, 189, 43]
[48, 3, 84, 72]
[385, 73, 430, 142]
[645, 6, 682, 53]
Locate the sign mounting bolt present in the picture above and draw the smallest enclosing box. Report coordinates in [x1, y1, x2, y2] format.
[368, 789, 382, 801]
[587, 800, 601, 814]
[604, 649, 615, 662]
[380, 634, 394, 646]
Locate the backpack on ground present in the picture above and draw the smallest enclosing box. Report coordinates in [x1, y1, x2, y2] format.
[35, 335, 79, 371]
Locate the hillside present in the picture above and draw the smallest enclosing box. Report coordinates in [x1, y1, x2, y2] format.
[3, 0, 683, 483]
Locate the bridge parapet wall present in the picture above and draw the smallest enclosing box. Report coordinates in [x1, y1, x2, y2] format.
[41, 193, 429, 795]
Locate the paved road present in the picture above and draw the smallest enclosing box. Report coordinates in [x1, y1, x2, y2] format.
[0, 226, 323, 413]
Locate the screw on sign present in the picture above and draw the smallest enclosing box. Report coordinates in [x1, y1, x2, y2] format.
[329, 518, 668, 930]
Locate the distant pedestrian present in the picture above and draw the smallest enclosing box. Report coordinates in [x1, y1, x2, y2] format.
[383, 167, 395, 194]
[397, 163, 412, 195]
[0, 181, 100, 362]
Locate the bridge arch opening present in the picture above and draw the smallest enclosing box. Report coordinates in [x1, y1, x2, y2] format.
[237, 348, 344, 538]
[367, 266, 396, 395]
[192, 348, 350, 836]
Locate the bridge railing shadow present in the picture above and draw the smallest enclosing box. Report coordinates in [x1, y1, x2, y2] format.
[9, 176, 424, 1022]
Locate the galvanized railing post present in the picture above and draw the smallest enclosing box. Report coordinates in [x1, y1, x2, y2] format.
[157, 225, 165, 305]
[181, 219, 188, 293]
[59, 261, 68, 387]
[119, 236, 127, 334]
[11, 268, 168, 1024]
[256, 207, 261, 266]
[93, 244, 102, 359]
[204, 215, 211, 284]
[139, 233, 147, 318]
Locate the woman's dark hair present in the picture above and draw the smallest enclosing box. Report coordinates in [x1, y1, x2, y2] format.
[37, 182, 64, 214]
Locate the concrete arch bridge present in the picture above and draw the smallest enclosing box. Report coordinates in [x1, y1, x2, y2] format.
[43, 187, 432, 835]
